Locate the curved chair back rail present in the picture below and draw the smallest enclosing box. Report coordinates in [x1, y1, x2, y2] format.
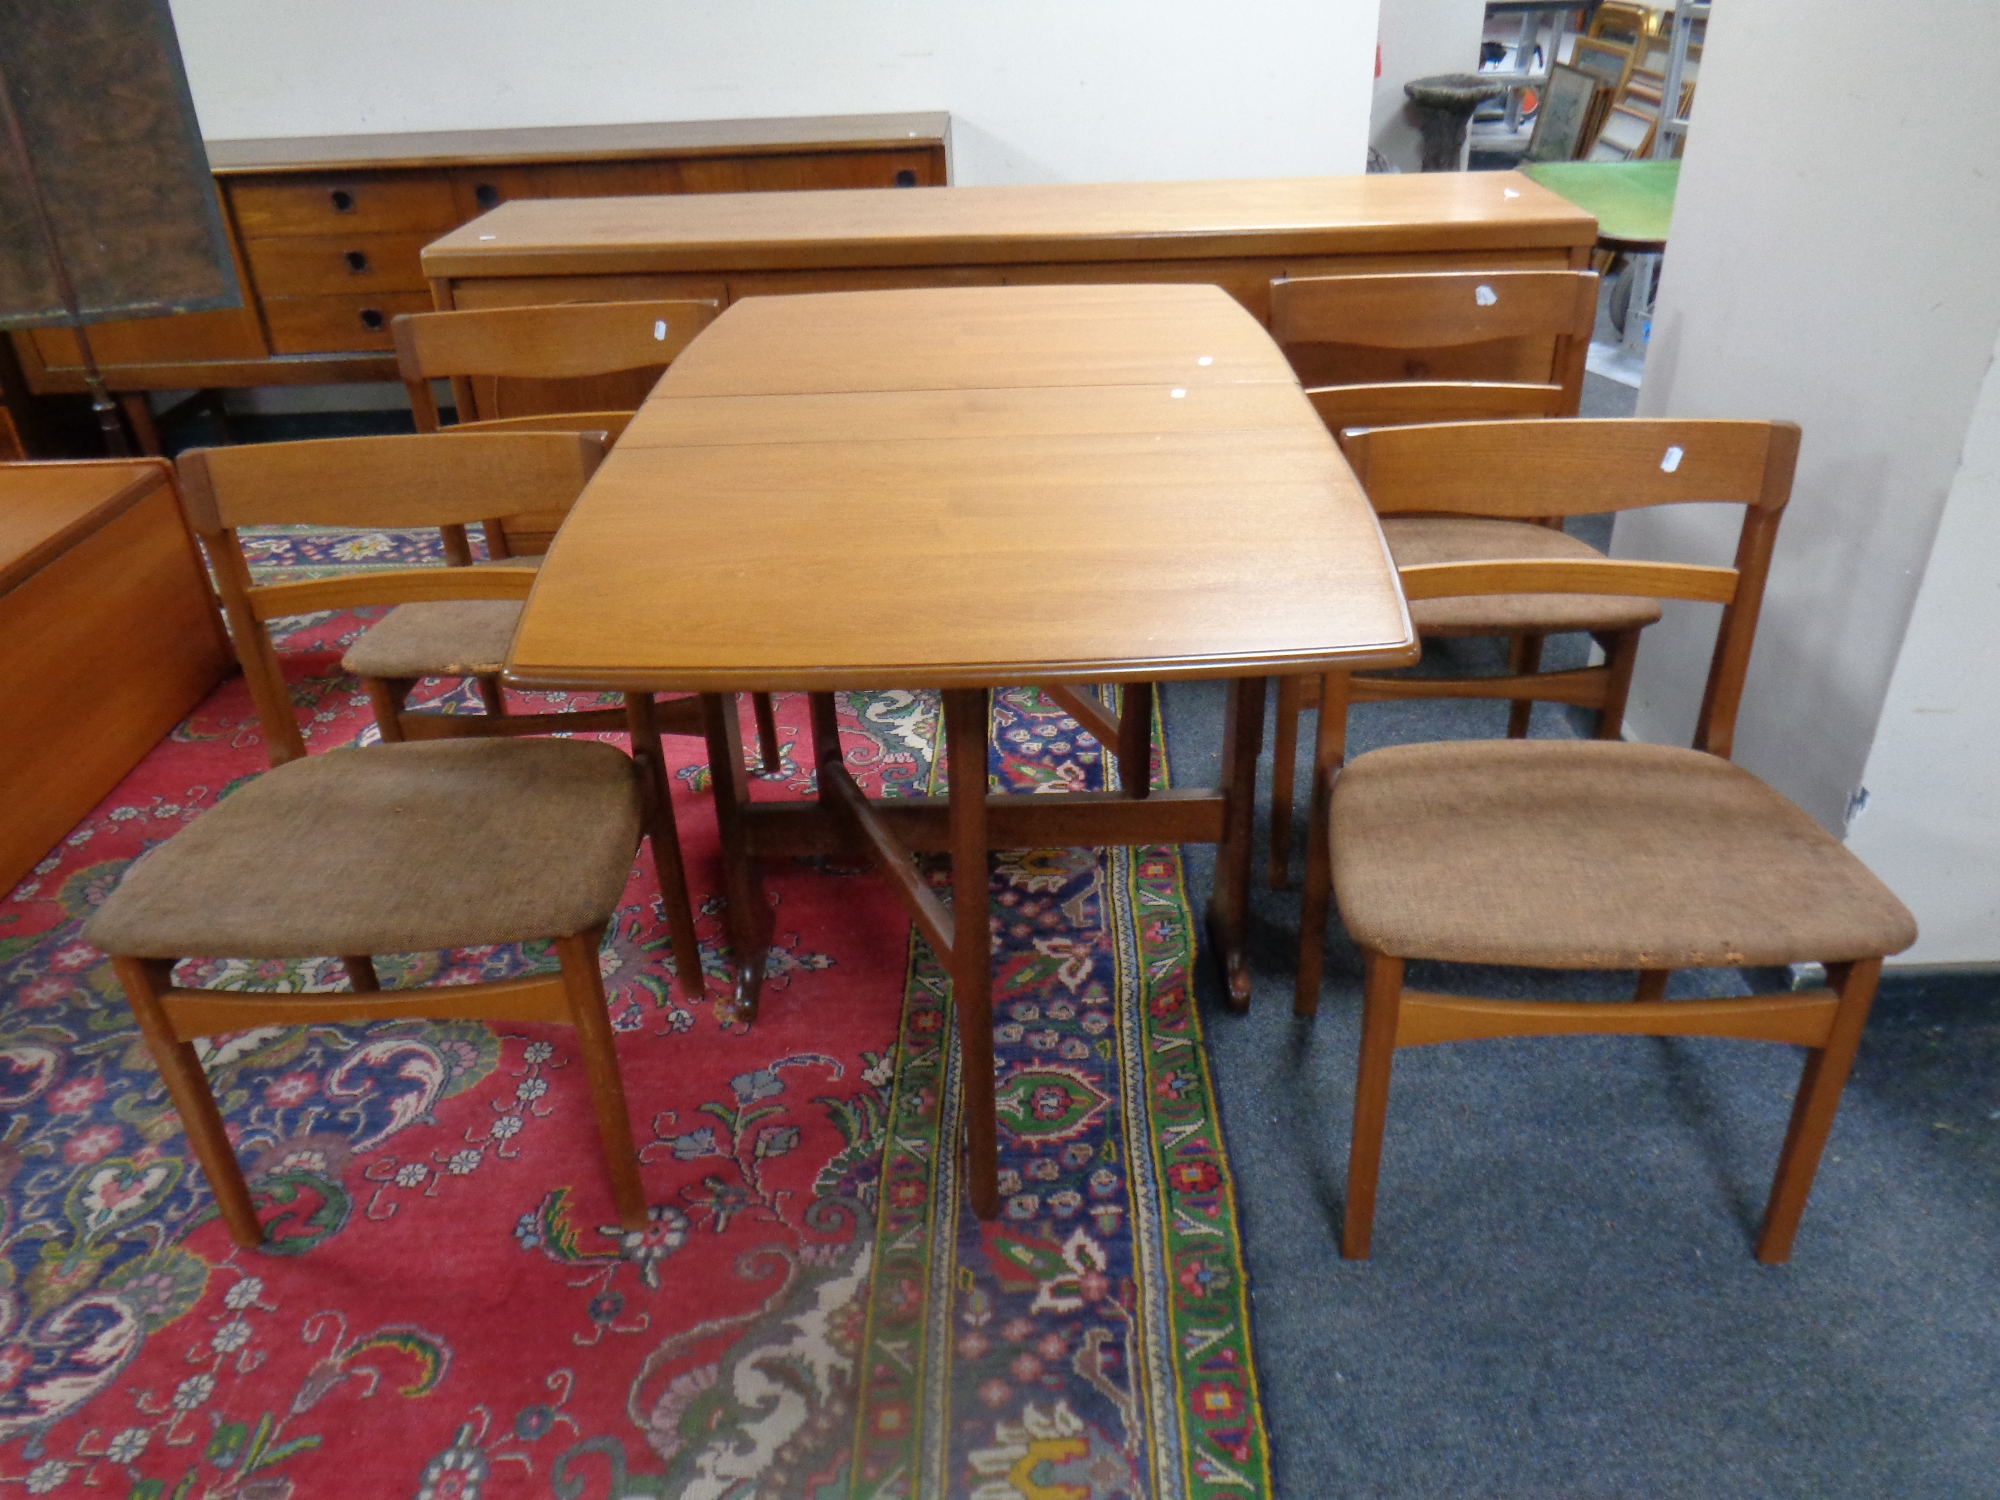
[393, 298, 719, 558]
[1264, 417, 1799, 888]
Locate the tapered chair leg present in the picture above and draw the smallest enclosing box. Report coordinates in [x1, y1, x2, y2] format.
[1295, 672, 1350, 1017]
[1506, 634, 1544, 739]
[476, 674, 509, 717]
[751, 693, 783, 774]
[1343, 950, 1405, 1260]
[1268, 674, 1305, 889]
[1596, 628, 1643, 740]
[1296, 803, 1333, 1019]
[554, 928, 648, 1232]
[363, 677, 414, 744]
[1755, 957, 1883, 1264]
[111, 956, 265, 1250]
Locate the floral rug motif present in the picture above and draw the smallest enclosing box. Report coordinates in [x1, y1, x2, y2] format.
[0, 526, 1269, 1497]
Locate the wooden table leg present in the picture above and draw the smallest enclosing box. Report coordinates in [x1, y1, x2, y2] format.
[701, 692, 771, 1025]
[627, 693, 706, 996]
[1115, 681, 1154, 797]
[1205, 675, 1265, 1012]
[943, 687, 1000, 1220]
[807, 691, 843, 781]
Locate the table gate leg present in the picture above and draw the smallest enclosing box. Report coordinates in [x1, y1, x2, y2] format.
[943, 687, 1000, 1220]
[1206, 675, 1266, 1012]
[701, 692, 770, 1026]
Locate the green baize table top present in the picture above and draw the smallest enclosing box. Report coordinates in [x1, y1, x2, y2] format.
[1519, 160, 1678, 251]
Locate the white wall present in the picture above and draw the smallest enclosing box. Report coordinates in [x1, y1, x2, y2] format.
[1620, 0, 2000, 842]
[1369, 0, 1488, 173]
[166, 0, 1378, 185]
[1845, 336, 2000, 965]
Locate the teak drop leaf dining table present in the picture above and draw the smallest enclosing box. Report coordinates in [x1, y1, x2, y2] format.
[503, 282, 1418, 1216]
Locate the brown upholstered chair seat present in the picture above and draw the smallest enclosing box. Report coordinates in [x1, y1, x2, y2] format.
[84, 738, 642, 959]
[342, 600, 525, 679]
[1380, 516, 1664, 636]
[1331, 738, 1918, 969]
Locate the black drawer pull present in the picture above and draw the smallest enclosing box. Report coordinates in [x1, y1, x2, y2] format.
[894, 169, 918, 187]
[474, 182, 499, 209]
[359, 308, 385, 331]
[344, 250, 369, 274]
[330, 189, 355, 213]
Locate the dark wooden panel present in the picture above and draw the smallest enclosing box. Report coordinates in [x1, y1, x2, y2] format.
[0, 0, 236, 327]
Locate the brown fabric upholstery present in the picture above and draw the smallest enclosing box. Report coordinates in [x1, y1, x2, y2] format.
[1381, 516, 1664, 635]
[1330, 740, 1918, 968]
[84, 739, 642, 958]
[341, 600, 523, 679]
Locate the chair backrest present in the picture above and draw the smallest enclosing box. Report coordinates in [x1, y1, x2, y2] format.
[393, 298, 721, 430]
[1270, 270, 1598, 433]
[1340, 418, 1801, 759]
[393, 298, 715, 555]
[177, 431, 606, 765]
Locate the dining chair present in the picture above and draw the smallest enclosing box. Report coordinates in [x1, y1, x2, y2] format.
[178, 430, 704, 994]
[392, 298, 780, 773]
[1265, 269, 1612, 886]
[84, 735, 657, 1249]
[1294, 417, 1918, 1264]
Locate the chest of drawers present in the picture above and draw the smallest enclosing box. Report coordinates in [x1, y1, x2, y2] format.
[7, 113, 949, 429]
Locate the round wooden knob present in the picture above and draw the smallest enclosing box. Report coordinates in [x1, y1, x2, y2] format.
[330, 189, 355, 213]
[360, 308, 385, 331]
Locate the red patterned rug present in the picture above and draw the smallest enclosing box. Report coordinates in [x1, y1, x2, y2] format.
[0, 527, 1269, 1498]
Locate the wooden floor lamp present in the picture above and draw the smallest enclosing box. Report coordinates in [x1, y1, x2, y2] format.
[0, 0, 239, 456]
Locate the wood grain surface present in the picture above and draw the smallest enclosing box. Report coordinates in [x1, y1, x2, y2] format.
[0, 464, 229, 891]
[209, 113, 950, 175]
[424, 172, 1596, 278]
[508, 283, 1415, 691]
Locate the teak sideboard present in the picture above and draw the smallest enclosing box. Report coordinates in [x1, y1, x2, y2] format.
[419, 171, 1597, 390]
[6, 113, 948, 445]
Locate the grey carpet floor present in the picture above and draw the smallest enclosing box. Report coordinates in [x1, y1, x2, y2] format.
[1161, 644, 1999, 1498]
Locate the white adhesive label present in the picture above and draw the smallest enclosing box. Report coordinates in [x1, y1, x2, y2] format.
[1661, 445, 1684, 472]
[653, 320, 667, 340]
[1474, 284, 1498, 307]
[1197, 355, 1213, 365]
[1170, 388, 1187, 398]
[477, 233, 496, 240]
[1503, 188, 1520, 198]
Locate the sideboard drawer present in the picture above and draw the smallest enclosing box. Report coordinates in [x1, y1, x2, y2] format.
[678, 148, 943, 194]
[452, 160, 677, 218]
[263, 291, 435, 353]
[231, 173, 459, 237]
[244, 232, 433, 298]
